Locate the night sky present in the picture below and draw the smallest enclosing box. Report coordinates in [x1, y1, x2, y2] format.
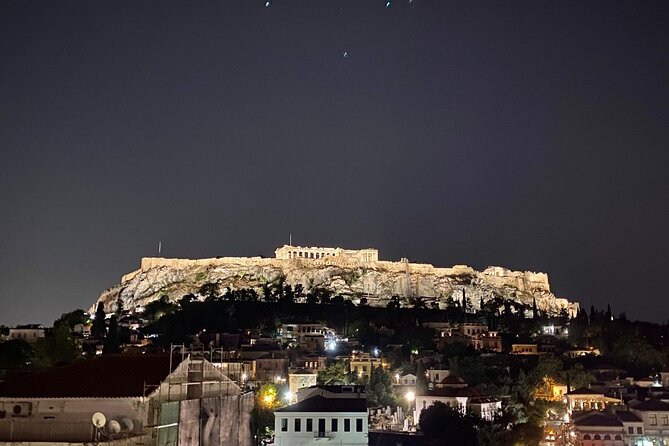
[1, 0, 668, 325]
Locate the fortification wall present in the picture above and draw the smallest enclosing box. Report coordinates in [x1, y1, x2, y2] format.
[122, 255, 551, 295]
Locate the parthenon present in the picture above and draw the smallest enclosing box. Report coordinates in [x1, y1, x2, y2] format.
[274, 245, 379, 262]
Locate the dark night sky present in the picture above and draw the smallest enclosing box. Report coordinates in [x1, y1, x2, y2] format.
[1, 0, 668, 325]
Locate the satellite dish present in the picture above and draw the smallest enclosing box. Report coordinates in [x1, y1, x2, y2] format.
[91, 412, 106, 428]
[121, 417, 134, 432]
[107, 419, 122, 434]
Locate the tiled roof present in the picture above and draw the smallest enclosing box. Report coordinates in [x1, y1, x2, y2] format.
[0, 354, 179, 398]
[440, 376, 466, 385]
[573, 411, 623, 427]
[632, 399, 669, 411]
[567, 387, 603, 395]
[615, 411, 642, 422]
[275, 395, 367, 413]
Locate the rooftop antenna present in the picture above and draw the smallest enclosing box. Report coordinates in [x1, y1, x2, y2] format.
[158, 241, 162, 255]
[289, 233, 292, 246]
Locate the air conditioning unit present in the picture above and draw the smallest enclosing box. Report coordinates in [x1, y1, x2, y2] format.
[11, 402, 32, 417]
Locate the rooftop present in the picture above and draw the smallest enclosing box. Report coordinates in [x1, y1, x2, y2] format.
[632, 399, 669, 412]
[0, 354, 179, 398]
[615, 411, 642, 422]
[275, 395, 367, 413]
[573, 411, 623, 427]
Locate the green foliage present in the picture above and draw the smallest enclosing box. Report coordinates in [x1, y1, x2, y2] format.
[33, 324, 79, 369]
[367, 365, 398, 407]
[318, 359, 354, 384]
[91, 302, 107, 339]
[0, 340, 34, 378]
[103, 315, 120, 354]
[610, 331, 666, 369]
[418, 401, 477, 443]
[54, 309, 88, 330]
[199, 283, 220, 301]
[144, 295, 178, 320]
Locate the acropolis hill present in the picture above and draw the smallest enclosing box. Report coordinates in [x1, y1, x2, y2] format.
[92, 245, 579, 316]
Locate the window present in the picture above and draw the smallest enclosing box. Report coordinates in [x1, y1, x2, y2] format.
[344, 419, 351, 432]
[332, 418, 338, 432]
[651, 415, 657, 426]
[281, 418, 288, 432]
[318, 419, 326, 436]
[593, 434, 601, 440]
[615, 435, 622, 440]
[583, 434, 591, 440]
[306, 418, 313, 432]
[628, 426, 634, 434]
[356, 418, 363, 432]
[662, 415, 668, 426]
[637, 427, 643, 434]
[604, 435, 611, 440]
[295, 418, 301, 432]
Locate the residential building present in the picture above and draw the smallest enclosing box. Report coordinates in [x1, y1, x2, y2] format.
[415, 378, 501, 421]
[471, 331, 502, 352]
[288, 370, 318, 404]
[615, 410, 644, 443]
[630, 399, 669, 443]
[350, 351, 388, 378]
[512, 344, 539, 355]
[297, 385, 366, 402]
[274, 395, 368, 445]
[572, 411, 625, 446]
[566, 387, 622, 415]
[5, 325, 45, 344]
[0, 354, 253, 445]
[426, 366, 450, 385]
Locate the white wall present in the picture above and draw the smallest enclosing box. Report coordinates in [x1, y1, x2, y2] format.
[274, 412, 367, 446]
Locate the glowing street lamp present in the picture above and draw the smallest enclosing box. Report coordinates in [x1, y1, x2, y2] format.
[405, 391, 415, 402]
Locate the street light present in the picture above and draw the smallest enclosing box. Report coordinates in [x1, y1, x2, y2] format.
[405, 391, 415, 402]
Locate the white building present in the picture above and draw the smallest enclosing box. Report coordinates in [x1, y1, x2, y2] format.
[415, 379, 501, 422]
[630, 399, 669, 444]
[4, 324, 45, 343]
[274, 395, 368, 446]
[572, 411, 626, 446]
[0, 354, 253, 445]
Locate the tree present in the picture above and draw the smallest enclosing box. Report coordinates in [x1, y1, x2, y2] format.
[115, 298, 124, 317]
[0, 340, 34, 378]
[416, 361, 428, 393]
[419, 401, 477, 444]
[532, 297, 538, 319]
[33, 324, 79, 368]
[318, 359, 353, 384]
[367, 365, 398, 407]
[54, 309, 87, 331]
[103, 315, 120, 354]
[199, 283, 220, 301]
[91, 302, 107, 339]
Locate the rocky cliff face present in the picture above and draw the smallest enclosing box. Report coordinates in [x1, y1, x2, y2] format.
[92, 256, 579, 316]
